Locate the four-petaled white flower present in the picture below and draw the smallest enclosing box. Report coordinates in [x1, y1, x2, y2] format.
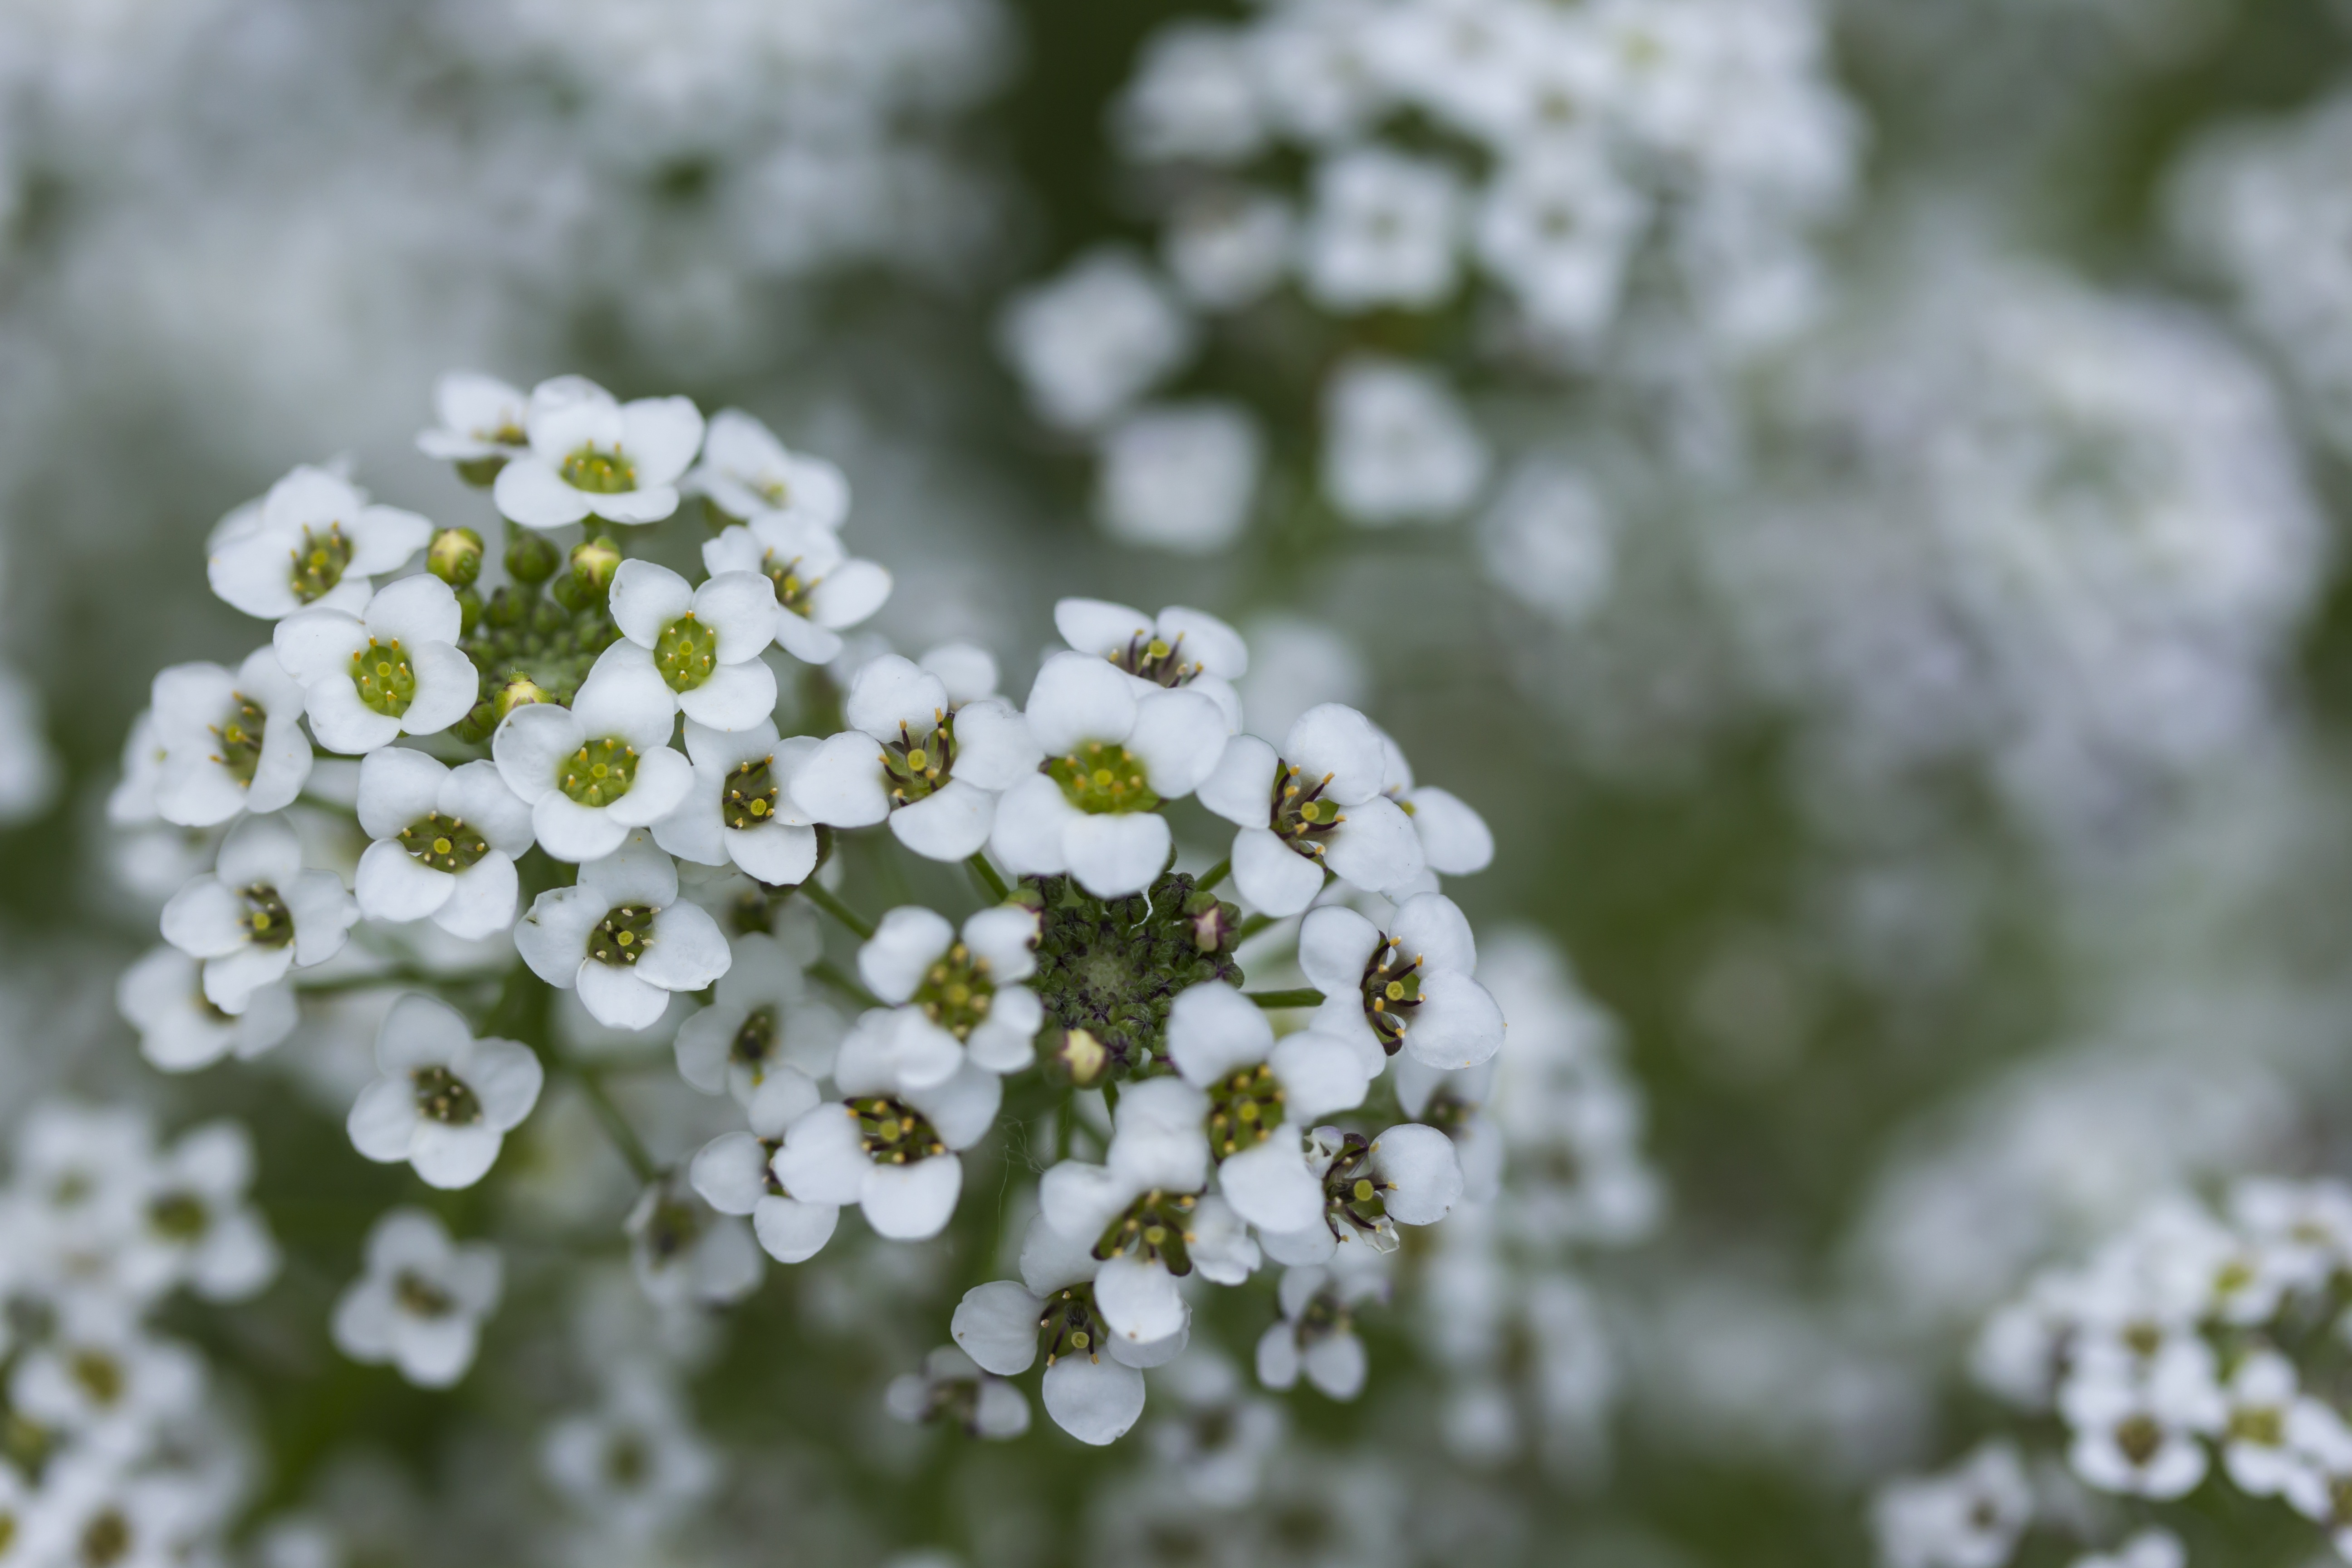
[353, 747, 536, 938]
[684, 408, 850, 529]
[626, 1172, 765, 1309]
[160, 813, 358, 1013]
[691, 1068, 841, 1265]
[1257, 1122, 1465, 1266]
[116, 945, 297, 1072]
[147, 648, 312, 826]
[492, 648, 694, 863]
[1052, 597, 1248, 729]
[1298, 892, 1506, 1072]
[542, 1362, 722, 1541]
[515, 835, 733, 1030]
[2059, 1339, 2225, 1499]
[793, 654, 1040, 862]
[118, 1120, 279, 1304]
[1301, 146, 1464, 313]
[858, 904, 1044, 1078]
[652, 720, 821, 887]
[273, 574, 480, 755]
[330, 1207, 502, 1388]
[492, 375, 706, 530]
[415, 371, 529, 471]
[207, 465, 432, 621]
[1037, 1078, 1222, 1348]
[1256, 1259, 1388, 1401]
[1374, 725, 1494, 880]
[886, 1346, 1033, 1441]
[773, 1008, 1003, 1241]
[606, 559, 779, 730]
[2218, 1348, 2303, 1497]
[990, 651, 1230, 897]
[701, 512, 891, 666]
[1197, 703, 1426, 915]
[347, 993, 544, 1190]
[672, 931, 843, 1103]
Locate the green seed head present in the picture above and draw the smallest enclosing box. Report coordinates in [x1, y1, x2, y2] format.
[883, 713, 955, 805]
[211, 695, 268, 787]
[851, 1097, 946, 1165]
[412, 1063, 483, 1125]
[722, 755, 779, 830]
[241, 884, 293, 949]
[913, 942, 995, 1041]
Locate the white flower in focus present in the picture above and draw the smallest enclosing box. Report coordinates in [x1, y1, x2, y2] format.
[690, 1068, 840, 1265]
[1298, 892, 1505, 1071]
[886, 1346, 1032, 1441]
[626, 1173, 764, 1309]
[1372, 725, 1494, 879]
[1052, 598, 1249, 727]
[605, 559, 779, 731]
[160, 813, 358, 1013]
[1162, 190, 1294, 311]
[1256, 1259, 1388, 1401]
[516, 835, 733, 1030]
[1321, 357, 1490, 526]
[207, 465, 432, 621]
[1870, 1441, 2033, 1568]
[1097, 402, 1265, 554]
[147, 648, 312, 826]
[1258, 1122, 1464, 1266]
[2068, 1530, 2186, 1568]
[858, 904, 1044, 1078]
[999, 249, 1196, 432]
[492, 376, 706, 530]
[1114, 22, 1264, 165]
[673, 931, 844, 1103]
[989, 651, 1229, 898]
[415, 372, 528, 470]
[492, 650, 694, 863]
[1301, 147, 1463, 313]
[352, 749, 533, 938]
[790, 654, 1039, 862]
[1197, 703, 1426, 915]
[653, 720, 820, 887]
[701, 512, 892, 666]
[1476, 137, 1648, 338]
[118, 1119, 279, 1303]
[330, 1207, 502, 1388]
[542, 1363, 721, 1539]
[347, 994, 544, 1190]
[1036, 1078, 1216, 1348]
[272, 574, 479, 754]
[684, 408, 850, 529]
[116, 945, 296, 1072]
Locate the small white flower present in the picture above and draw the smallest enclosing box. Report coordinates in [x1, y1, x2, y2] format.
[347, 993, 544, 1190]
[2068, 1529, 2186, 1568]
[118, 1119, 279, 1304]
[1297, 892, 1506, 1071]
[1475, 136, 1648, 339]
[353, 748, 535, 938]
[988, 651, 1229, 898]
[772, 1008, 1004, 1242]
[1051, 597, 1249, 727]
[492, 375, 706, 530]
[11, 1303, 203, 1442]
[1144, 1353, 1288, 1507]
[1036, 1078, 1216, 1347]
[542, 1363, 721, 1539]
[492, 649, 695, 863]
[701, 512, 892, 666]
[653, 719, 820, 887]
[998, 248, 1196, 432]
[690, 1068, 840, 1264]
[886, 1346, 1033, 1441]
[11, 1102, 157, 1268]
[515, 835, 734, 1031]
[207, 465, 432, 622]
[858, 904, 1044, 1079]
[273, 573, 480, 755]
[1197, 704, 1426, 915]
[1372, 725, 1494, 878]
[683, 407, 849, 529]
[1097, 401, 1266, 555]
[1162, 188, 1294, 311]
[1257, 1122, 1464, 1266]
[1392, 1054, 1504, 1204]
[2219, 1348, 2303, 1496]
[2060, 1354, 2225, 1499]
[160, 813, 358, 1014]
[673, 931, 845, 1103]
[116, 945, 296, 1072]
[918, 641, 1001, 706]
[1256, 1259, 1388, 1401]
[1871, 1441, 2033, 1568]
[605, 559, 779, 731]
[330, 1207, 502, 1388]
[1476, 455, 1620, 630]
[626, 1171, 764, 1308]
[147, 648, 312, 826]
[415, 371, 528, 468]
[1113, 21, 1265, 165]
[1300, 147, 1464, 313]
[16, 1453, 215, 1568]
[791, 654, 1039, 863]
[1320, 356, 1491, 527]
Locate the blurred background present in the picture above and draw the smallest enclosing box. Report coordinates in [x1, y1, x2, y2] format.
[6, 0, 2352, 1563]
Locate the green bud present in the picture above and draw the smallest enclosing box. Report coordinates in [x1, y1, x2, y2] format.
[456, 587, 482, 637]
[455, 455, 508, 489]
[505, 528, 561, 585]
[569, 536, 622, 599]
[428, 527, 485, 588]
[493, 676, 554, 725]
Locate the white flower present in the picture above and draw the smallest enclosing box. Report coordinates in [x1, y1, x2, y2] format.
[330, 1207, 502, 1388]
[918, 641, 1002, 706]
[147, 648, 312, 826]
[492, 375, 706, 530]
[1144, 1354, 1288, 1507]
[673, 931, 845, 1103]
[2229, 1176, 2352, 1298]
[1036, 1078, 1217, 1347]
[1052, 597, 1249, 733]
[790, 654, 1039, 862]
[118, 1120, 278, 1304]
[1256, 1259, 1388, 1401]
[16, 1453, 217, 1568]
[1475, 457, 1619, 629]
[605, 559, 779, 730]
[1475, 137, 1648, 338]
[683, 407, 849, 529]
[1298, 892, 1505, 1072]
[886, 1346, 1032, 1441]
[2068, 1530, 2186, 1568]
[1113, 21, 1264, 165]
[492, 649, 695, 863]
[701, 512, 892, 666]
[1197, 704, 1426, 915]
[116, 945, 296, 1072]
[858, 904, 1044, 1079]
[1393, 1054, 1504, 1204]
[1871, 1441, 2033, 1568]
[1301, 147, 1464, 313]
[2219, 1348, 2303, 1496]
[690, 1068, 840, 1265]
[1258, 1122, 1464, 1266]
[1320, 357, 1491, 527]
[160, 813, 358, 1014]
[515, 835, 733, 1030]
[353, 748, 534, 938]
[1097, 402, 1265, 555]
[347, 993, 544, 1190]
[998, 248, 1196, 432]
[1372, 725, 1494, 878]
[416, 371, 528, 467]
[1164, 982, 1369, 1235]
[653, 719, 820, 887]
[11, 1303, 202, 1442]
[272, 573, 479, 755]
[989, 651, 1229, 898]
[2285, 1400, 2352, 1549]
[542, 1363, 720, 1539]
[206, 465, 432, 621]
[2060, 1352, 2225, 1499]
[772, 1009, 1003, 1241]
[11, 1102, 157, 1271]
[1162, 189, 1294, 311]
[627, 1173, 764, 1308]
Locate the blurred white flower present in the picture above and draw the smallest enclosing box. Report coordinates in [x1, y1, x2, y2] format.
[331, 1207, 503, 1388]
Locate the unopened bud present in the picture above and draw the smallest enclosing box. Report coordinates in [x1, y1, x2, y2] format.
[456, 587, 482, 637]
[493, 676, 554, 725]
[505, 528, 561, 586]
[1182, 889, 1236, 954]
[427, 527, 484, 588]
[562, 535, 622, 605]
[1050, 1027, 1110, 1090]
[454, 455, 508, 489]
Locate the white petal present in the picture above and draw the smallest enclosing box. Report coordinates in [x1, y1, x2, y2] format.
[860, 1155, 962, 1240]
[1389, 891, 1477, 976]
[1322, 796, 1426, 894]
[694, 572, 781, 662]
[1283, 704, 1387, 805]
[859, 907, 955, 1003]
[161, 879, 251, 958]
[1065, 812, 1171, 899]
[271, 610, 369, 686]
[363, 573, 463, 649]
[728, 822, 818, 887]
[355, 746, 448, 838]
[1157, 607, 1249, 678]
[808, 559, 890, 630]
[1403, 970, 1505, 1070]
[1371, 1123, 1463, 1224]
[431, 854, 519, 941]
[304, 681, 403, 756]
[1166, 981, 1273, 1085]
[204, 944, 296, 1013]
[461, 1038, 545, 1129]
[1297, 906, 1382, 995]
[1196, 734, 1277, 826]
[1025, 652, 1138, 755]
[514, 887, 601, 986]
[637, 902, 734, 991]
[1269, 1031, 1372, 1122]
[492, 702, 583, 801]
[1217, 1137, 1327, 1233]
[576, 961, 672, 1030]
[773, 611, 844, 665]
[574, 643, 685, 751]
[1093, 1254, 1187, 1343]
[987, 774, 1078, 876]
[1303, 1333, 1368, 1400]
[493, 457, 592, 529]
[608, 559, 695, 647]
[676, 660, 777, 732]
[904, 1058, 1004, 1148]
[284, 871, 359, 966]
[846, 655, 949, 740]
[1125, 689, 1227, 799]
[1039, 1161, 1135, 1245]
[889, 779, 995, 862]
[620, 395, 706, 485]
[774, 1106, 869, 1205]
[1053, 598, 1152, 659]
[534, 793, 630, 863]
[355, 841, 455, 924]
[1232, 826, 1324, 916]
[1405, 786, 1492, 876]
[1041, 1355, 1145, 1446]
[961, 905, 1040, 982]
[691, 1132, 770, 1215]
[751, 1196, 838, 1263]
[347, 1078, 419, 1163]
[789, 731, 891, 827]
[409, 1122, 504, 1189]
[948, 700, 1041, 790]
[1256, 1323, 1301, 1390]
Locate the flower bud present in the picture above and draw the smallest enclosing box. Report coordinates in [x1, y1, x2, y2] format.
[1182, 889, 1237, 955]
[560, 536, 622, 606]
[455, 455, 507, 489]
[1049, 1027, 1110, 1090]
[505, 528, 561, 586]
[427, 527, 484, 588]
[493, 675, 554, 725]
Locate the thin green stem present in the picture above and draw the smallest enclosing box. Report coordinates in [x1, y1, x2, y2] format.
[802, 881, 875, 941]
[1102, 1080, 1120, 1119]
[810, 957, 882, 1010]
[571, 1067, 657, 1182]
[966, 852, 1010, 903]
[1245, 988, 1324, 1009]
[1234, 913, 1281, 944]
[1055, 1097, 1074, 1162]
[1195, 857, 1231, 894]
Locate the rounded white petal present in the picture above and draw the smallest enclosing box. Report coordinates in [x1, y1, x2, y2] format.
[962, 904, 1040, 982]
[492, 703, 584, 801]
[1232, 826, 1324, 916]
[494, 457, 593, 529]
[409, 1122, 504, 1190]
[608, 559, 696, 647]
[1303, 1333, 1368, 1400]
[774, 1106, 869, 1205]
[691, 1132, 771, 1215]
[355, 746, 449, 839]
[807, 559, 891, 630]
[1041, 1355, 1146, 1446]
[947, 699, 1041, 790]
[728, 822, 818, 887]
[461, 1038, 545, 1130]
[859, 907, 955, 1003]
[1125, 689, 1227, 798]
[789, 730, 892, 827]
[431, 854, 520, 941]
[846, 655, 949, 740]
[1166, 981, 1274, 1085]
[1025, 652, 1139, 755]
[534, 793, 630, 864]
[637, 902, 734, 992]
[1405, 786, 1492, 876]
[889, 779, 995, 862]
[1157, 607, 1248, 678]
[752, 1196, 838, 1263]
[1322, 796, 1426, 894]
[355, 841, 455, 925]
[1093, 1254, 1188, 1344]
[602, 746, 696, 828]
[363, 573, 463, 648]
[576, 961, 672, 1030]
[1282, 704, 1387, 804]
[347, 1079, 419, 1164]
[1196, 734, 1277, 826]
[620, 395, 706, 485]
[1269, 1031, 1372, 1123]
[860, 1155, 963, 1240]
[1401, 970, 1505, 1070]
[987, 773, 1078, 876]
[676, 660, 777, 732]
[1371, 1123, 1463, 1225]
[1297, 906, 1382, 996]
[1054, 598, 1152, 659]
[1065, 812, 1171, 899]
[1218, 1137, 1327, 1233]
[1389, 891, 1478, 976]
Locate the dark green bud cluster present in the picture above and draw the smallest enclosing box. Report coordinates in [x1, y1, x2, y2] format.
[1019, 872, 1243, 1079]
[454, 529, 623, 741]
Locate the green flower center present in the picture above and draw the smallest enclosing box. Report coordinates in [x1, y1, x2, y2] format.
[1321, 1132, 1392, 1241]
[70, 1351, 124, 1406]
[883, 714, 955, 806]
[731, 1004, 778, 1074]
[1206, 1063, 1285, 1159]
[1026, 872, 1244, 1076]
[913, 942, 995, 1040]
[560, 444, 637, 495]
[1092, 1189, 1197, 1276]
[80, 1507, 131, 1567]
[589, 904, 656, 967]
[241, 884, 293, 949]
[654, 613, 718, 692]
[851, 1097, 944, 1164]
[722, 755, 779, 830]
[2114, 1414, 2164, 1467]
[1046, 743, 1158, 815]
[147, 1191, 209, 1241]
[394, 1268, 456, 1318]
[638, 1196, 702, 1264]
[399, 812, 491, 873]
[2230, 1405, 2284, 1446]
[1269, 761, 1345, 860]
[412, 1063, 483, 1125]
[1108, 632, 1202, 689]
[560, 737, 639, 807]
[1358, 937, 1422, 1057]
[1038, 1282, 1108, 1365]
[212, 695, 268, 786]
[289, 522, 353, 605]
[604, 1434, 651, 1488]
[761, 553, 819, 616]
[350, 638, 416, 719]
